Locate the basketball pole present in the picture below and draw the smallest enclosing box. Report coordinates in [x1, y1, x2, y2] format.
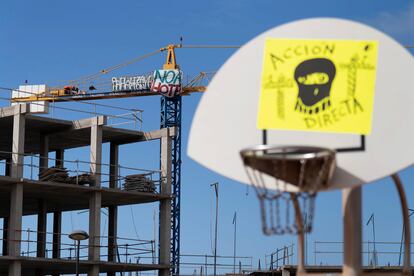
[291, 193, 305, 274]
[342, 187, 362, 276]
[391, 174, 411, 275]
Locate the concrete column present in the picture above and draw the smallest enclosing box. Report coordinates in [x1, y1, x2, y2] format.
[2, 158, 11, 256]
[36, 200, 47, 258]
[159, 129, 172, 276]
[11, 106, 25, 178]
[37, 135, 49, 260]
[9, 105, 27, 276]
[5, 158, 11, 176]
[2, 218, 8, 256]
[52, 150, 63, 276]
[109, 143, 119, 190]
[52, 211, 61, 258]
[8, 262, 21, 276]
[39, 135, 49, 174]
[52, 210, 62, 276]
[89, 266, 99, 276]
[90, 116, 105, 187]
[89, 116, 105, 276]
[108, 143, 119, 275]
[107, 206, 117, 262]
[55, 149, 64, 167]
[89, 192, 101, 260]
[342, 187, 362, 276]
[281, 268, 290, 276]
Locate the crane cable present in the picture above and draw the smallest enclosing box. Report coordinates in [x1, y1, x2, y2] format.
[66, 42, 414, 85]
[181, 45, 241, 49]
[34, 43, 414, 89]
[68, 45, 241, 85]
[68, 48, 163, 85]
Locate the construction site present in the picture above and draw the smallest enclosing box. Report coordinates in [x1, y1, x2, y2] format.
[0, 43, 219, 276]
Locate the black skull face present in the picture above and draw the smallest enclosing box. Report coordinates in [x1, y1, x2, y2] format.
[294, 58, 336, 112]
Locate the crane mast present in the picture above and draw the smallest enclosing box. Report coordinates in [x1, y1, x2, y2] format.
[160, 44, 181, 276]
[160, 95, 181, 275]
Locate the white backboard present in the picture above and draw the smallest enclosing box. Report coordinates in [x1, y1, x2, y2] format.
[188, 18, 414, 191]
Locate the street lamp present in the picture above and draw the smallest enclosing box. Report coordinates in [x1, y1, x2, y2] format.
[69, 230, 89, 276]
[366, 213, 377, 267]
[232, 211, 237, 274]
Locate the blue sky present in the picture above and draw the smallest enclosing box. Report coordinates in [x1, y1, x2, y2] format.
[1, 0, 414, 274]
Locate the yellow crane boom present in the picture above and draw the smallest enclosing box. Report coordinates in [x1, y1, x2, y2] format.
[11, 44, 216, 103]
[11, 86, 207, 103]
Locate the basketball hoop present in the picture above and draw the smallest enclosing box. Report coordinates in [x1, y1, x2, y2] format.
[240, 145, 336, 235]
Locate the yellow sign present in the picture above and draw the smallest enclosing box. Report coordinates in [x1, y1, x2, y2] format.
[258, 38, 378, 134]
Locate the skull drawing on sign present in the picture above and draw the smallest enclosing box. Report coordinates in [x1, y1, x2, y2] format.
[294, 58, 336, 114]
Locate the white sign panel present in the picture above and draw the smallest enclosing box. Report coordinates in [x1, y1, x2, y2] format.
[112, 75, 152, 92]
[12, 84, 49, 113]
[151, 69, 182, 97]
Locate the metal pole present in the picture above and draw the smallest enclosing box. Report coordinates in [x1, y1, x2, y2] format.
[204, 254, 207, 276]
[276, 250, 279, 268]
[366, 213, 377, 267]
[342, 187, 362, 276]
[233, 211, 237, 274]
[270, 254, 273, 270]
[30, 154, 33, 180]
[76, 240, 80, 276]
[399, 224, 404, 267]
[210, 182, 219, 276]
[303, 212, 308, 266]
[290, 193, 305, 273]
[27, 228, 30, 257]
[372, 215, 377, 266]
[398, 208, 414, 266]
[314, 241, 316, 266]
[391, 174, 412, 274]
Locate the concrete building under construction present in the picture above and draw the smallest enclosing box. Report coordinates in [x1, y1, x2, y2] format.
[0, 103, 175, 275]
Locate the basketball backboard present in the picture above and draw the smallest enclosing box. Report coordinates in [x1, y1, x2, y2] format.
[188, 18, 414, 192]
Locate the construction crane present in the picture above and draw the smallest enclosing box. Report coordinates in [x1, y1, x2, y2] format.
[10, 43, 238, 276]
[11, 45, 211, 103]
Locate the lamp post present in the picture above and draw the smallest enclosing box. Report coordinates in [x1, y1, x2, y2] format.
[69, 230, 89, 276]
[232, 211, 237, 274]
[303, 212, 308, 266]
[210, 182, 219, 276]
[366, 213, 377, 267]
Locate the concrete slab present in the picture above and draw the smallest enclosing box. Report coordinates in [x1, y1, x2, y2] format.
[0, 256, 169, 275]
[0, 176, 170, 218]
[0, 114, 173, 159]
